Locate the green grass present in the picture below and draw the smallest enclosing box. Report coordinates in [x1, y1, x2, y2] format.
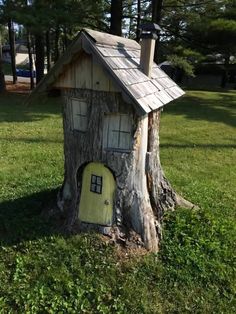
[2, 62, 30, 75]
[2, 62, 12, 75]
[0, 90, 235, 313]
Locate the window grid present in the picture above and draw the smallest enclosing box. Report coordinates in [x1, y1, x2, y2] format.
[71, 98, 88, 132]
[106, 115, 131, 150]
[90, 175, 103, 194]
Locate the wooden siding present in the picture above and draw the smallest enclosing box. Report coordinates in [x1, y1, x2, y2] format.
[54, 52, 119, 92]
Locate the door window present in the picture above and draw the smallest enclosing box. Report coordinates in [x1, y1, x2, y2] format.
[90, 174, 103, 194]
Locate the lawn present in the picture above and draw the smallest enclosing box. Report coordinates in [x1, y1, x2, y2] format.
[0, 89, 235, 313]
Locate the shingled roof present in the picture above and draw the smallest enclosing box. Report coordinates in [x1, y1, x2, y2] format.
[33, 28, 184, 114]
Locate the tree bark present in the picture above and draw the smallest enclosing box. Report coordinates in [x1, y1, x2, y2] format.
[0, 39, 6, 93]
[46, 30, 51, 72]
[56, 88, 197, 252]
[110, 0, 123, 36]
[26, 31, 35, 90]
[8, 19, 17, 84]
[54, 25, 60, 63]
[35, 32, 45, 84]
[221, 54, 230, 88]
[136, 0, 141, 41]
[152, 0, 163, 63]
[152, 0, 163, 24]
[63, 26, 68, 51]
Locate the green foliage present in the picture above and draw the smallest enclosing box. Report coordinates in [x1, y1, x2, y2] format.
[167, 55, 195, 77]
[0, 90, 235, 313]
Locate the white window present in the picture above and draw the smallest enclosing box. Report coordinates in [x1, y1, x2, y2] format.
[71, 98, 88, 132]
[103, 114, 132, 151]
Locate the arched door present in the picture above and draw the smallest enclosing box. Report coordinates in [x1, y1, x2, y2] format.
[78, 162, 116, 226]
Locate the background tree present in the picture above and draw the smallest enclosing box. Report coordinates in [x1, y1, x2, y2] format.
[1, 0, 235, 88]
[0, 0, 20, 84]
[0, 27, 6, 92]
[187, 0, 236, 87]
[110, 0, 123, 35]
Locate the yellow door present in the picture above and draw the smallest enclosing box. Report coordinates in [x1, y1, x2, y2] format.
[78, 162, 116, 226]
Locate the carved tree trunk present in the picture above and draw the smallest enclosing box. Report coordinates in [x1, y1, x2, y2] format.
[56, 88, 195, 252]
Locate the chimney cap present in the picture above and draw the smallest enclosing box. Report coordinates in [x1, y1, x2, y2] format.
[140, 23, 162, 40]
[140, 23, 162, 33]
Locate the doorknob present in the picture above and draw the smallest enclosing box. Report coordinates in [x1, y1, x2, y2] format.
[104, 200, 110, 205]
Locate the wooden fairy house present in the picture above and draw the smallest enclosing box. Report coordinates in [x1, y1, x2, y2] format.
[34, 24, 194, 251]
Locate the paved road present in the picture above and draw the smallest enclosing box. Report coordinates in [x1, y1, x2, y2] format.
[5, 75, 36, 83]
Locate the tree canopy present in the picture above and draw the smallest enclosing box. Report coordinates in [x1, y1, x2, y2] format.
[0, 0, 235, 88]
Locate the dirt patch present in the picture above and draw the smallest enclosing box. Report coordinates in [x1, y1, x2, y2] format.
[6, 81, 31, 94]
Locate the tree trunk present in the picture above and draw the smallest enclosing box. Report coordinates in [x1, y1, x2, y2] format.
[57, 88, 196, 252]
[54, 26, 60, 63]
[152, 0, 163, 63]
[46, 30, 51, 72]
[35, 32, 45, 84]
[110, 0, 122, 36]
[221, 54, 230, 88]
[8, 19, 17, 84]
[26, 31, 35, 90]
[152, 0, 163, 24]
[63, 26, 68, 51]
[136, 0, 141, 41]
[0, 39, 6, 93]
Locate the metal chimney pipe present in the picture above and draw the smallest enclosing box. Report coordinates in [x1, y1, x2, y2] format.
[140, 23, 162, 78]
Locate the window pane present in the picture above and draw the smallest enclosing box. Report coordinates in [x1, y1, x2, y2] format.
[96, 185, 102, 194]
[91, 183, 96, 192]
[120, 115, 131, 132]
[91, 175, 96, 183]
[109, 115, 120, 131]
[119, 132, 131, 149]
[108, 130, 119, 148]
[80, 116, 88, 132]
[71, 99, 81, 115]
[80, 101, 87, 115]
[90, 175, 102, 194]
[71, 98, 88, 131]
[103, 114, 132, 151]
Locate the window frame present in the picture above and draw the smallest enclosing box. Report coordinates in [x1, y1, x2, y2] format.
[103, 114, 132, 152]
[70, 97, 88, 132]
[90, 174, 103, 194]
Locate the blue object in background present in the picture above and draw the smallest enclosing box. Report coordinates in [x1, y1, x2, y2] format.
[16, 68, 36, 78]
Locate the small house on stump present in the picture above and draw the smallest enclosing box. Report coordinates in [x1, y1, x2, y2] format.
[34, 25, 194, 251]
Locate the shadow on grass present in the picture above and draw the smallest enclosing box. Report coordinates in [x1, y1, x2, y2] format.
[167, 92, 236, 128]
[0, 136, 63, 144]
[0, 93, 62, 123]
[0, 189, 61, 246]
[161, 143, 236, 149]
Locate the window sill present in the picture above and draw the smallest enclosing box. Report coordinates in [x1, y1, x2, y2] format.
[104, 148, 131, 153]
